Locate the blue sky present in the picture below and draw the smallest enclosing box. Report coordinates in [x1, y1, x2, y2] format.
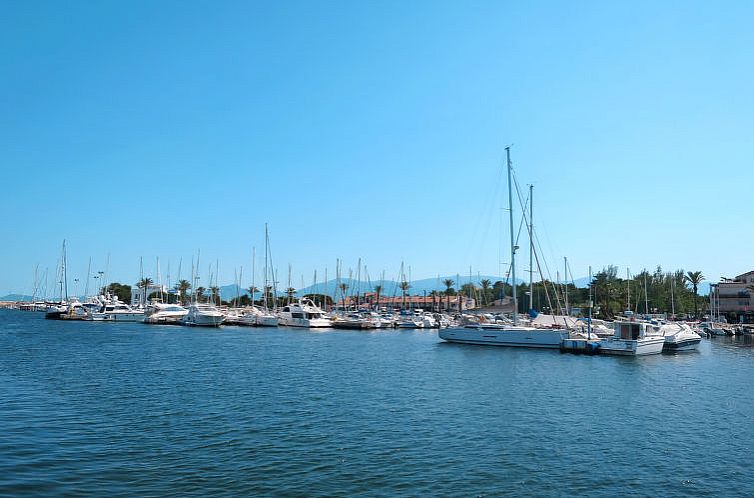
[2, 0, 752, 296]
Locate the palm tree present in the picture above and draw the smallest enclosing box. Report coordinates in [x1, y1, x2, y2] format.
[209, 286, 220, 305]
[443, 279, 454, 311]
[248, 286, 259, 304]
[373, 285, 383, 310]
[399, 281, 410, 309]
[684, 271, 705, 318]
[137, 277, 153, 306]
[195, 286, 206, 303]
[176, 279, 191, 305]
[429, 290, 439, 312]
[480, 279, 491, 306]
[339, 283, 349, 308]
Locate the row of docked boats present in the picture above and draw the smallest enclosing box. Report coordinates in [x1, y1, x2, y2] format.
[40, 295, 459, 330]
[439, 312, 703, 355]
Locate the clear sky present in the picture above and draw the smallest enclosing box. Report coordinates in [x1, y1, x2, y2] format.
[2, 0, 752, 296]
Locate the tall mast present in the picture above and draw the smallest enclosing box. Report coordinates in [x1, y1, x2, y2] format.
[62, 240, 68, 301]
[588, 266, 593, 337]
[251, 246, 256, 306]
[643, 271, 649, 315]
[506, 147, 518, 324]
[627, 268, 631, 311]
[670, 274, 676, 317]
[84, 257, 91, 297]
[528, 184, 534, 312]
[564, 256, 569, 316]
[263, 225, 269, 310]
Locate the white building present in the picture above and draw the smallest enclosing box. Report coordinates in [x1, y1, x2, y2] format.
[131, 283, 169, 306]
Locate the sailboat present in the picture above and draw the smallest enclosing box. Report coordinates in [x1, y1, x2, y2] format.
[439, 147, 570, 348]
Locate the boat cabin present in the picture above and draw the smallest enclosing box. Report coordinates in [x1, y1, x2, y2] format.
[616, 322, 642, 340]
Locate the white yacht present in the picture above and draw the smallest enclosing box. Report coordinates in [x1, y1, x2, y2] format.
[661, 322, 701, 352]
[144, 303, 188, 324]
[438, 148, 571, 349]
[278, 299, 332, 328]
[181, 303, 225, 327]
[89, 296, 144, 322]
[599, 321, 666, 356]
[440, 324, 569, 348]
[238, 306, 279, 327]
[396, 311, 425, 329]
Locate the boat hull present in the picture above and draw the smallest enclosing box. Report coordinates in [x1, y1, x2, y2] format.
[438, 327, 568, 348]
[662, 337, 701, 352]
[89, 312, 144, 322]
[181, 315, 225, 327]
[599, 337, 665, 356]
[282, 318, 332, 328]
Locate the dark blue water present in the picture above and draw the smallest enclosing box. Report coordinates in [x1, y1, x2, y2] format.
[1, 309, 753, 496]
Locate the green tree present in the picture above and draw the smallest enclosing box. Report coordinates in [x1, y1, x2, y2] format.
[373, 285, 383, 309]
[480, 279, 491, 306]
[195, 286, 206, 303]
[443, 279, 455, 311]
[247, 286, 259, 305]
[684, 271, 705, 319]
[209, 286, 220, 305]
[399, 281, 410, 309]
[105, 282, 132, 304]
[137, 277, 153, 306]
[176, 279, 191, 305]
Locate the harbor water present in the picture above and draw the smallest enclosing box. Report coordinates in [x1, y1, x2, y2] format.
[1, 309, 753, 496]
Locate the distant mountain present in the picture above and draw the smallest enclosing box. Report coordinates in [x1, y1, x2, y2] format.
[213, 275, 713, 301]
[217, 276, 525, 301]
[0, 294, 33, 302]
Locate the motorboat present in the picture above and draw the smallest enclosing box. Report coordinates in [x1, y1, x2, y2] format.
[181, 303, 225, 327]
[89, 295, 144, 322]
[278, 299, 332, 328]
[238, 306, 279, 327]
[395, 310, 425, 329]
[144, 303, 189, 324]
[599, 320, 665, 356]
[44, 299, 90, 320]
[332, 313, 376, 330]
[661, 322, 701, 352]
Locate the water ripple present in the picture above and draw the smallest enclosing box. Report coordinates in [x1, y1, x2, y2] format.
[1, 310, 753, 495]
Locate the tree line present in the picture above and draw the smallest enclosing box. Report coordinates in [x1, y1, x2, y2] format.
[103, 266, 707, 317]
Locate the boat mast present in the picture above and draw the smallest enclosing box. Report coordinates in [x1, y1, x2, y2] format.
[62, 240, 68, 302]
[251, 247, 256, 306]
[588, 266, 593, 337]
[626, 268, 630, 311]
[670, 274, 676, 317]
[506, 147, 518, 325]
[263, 226, 269, 310]
[564, 256, 569, 316]
[528, 184, 534, 312]
[643, 271, 649, 315]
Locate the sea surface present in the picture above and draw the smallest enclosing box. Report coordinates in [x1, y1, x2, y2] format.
[1, 309, 753, 497]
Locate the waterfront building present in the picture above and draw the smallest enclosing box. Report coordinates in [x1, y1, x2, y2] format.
[714, 271, 754, 323]
[130, 283, 170, 306]
[341, 292, 475, 311]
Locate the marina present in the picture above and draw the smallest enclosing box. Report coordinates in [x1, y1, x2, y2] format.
[4, 1, 753, 495]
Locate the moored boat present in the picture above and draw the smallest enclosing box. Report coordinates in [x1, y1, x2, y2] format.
[661, 322, 701, 352]
[278, 299, 331, 328]
[599, 321, 665, 356]
[181, 303, 225, 327]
